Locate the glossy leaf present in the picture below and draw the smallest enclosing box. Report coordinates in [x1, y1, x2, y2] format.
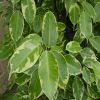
[64, 54, 82, 75]
[29, 69, 42, 100]
[21, 0, 36, 24]
[38, 51, 58, 99]
[80, 11, 92, 39]
[82, 67, 91, 85]
[82, 1, 95, 18]
[9, 11, 24, 42]
[66, 41, 82, 53]
[87, 84, 99, 99]
[33, 15, 42, 33]
[90, 36, 100, 52]
[69, 3, 80, 26]
[51, 51, 69, 90]
[73, 76, 84, 100]
[94, 2, 100, 22]
[9, 39, 41, 76]
[42, 11, 58, 48]
[11, 0, 20, 6]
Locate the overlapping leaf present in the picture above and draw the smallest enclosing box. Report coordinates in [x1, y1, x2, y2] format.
[42, 11, 58, 48]
[64, 54, 82, 75]
[9, 11, 24, 42]
[11, 0, 20, 6]
[21, 0, 36, 24]
[51, 51, 69, 90]
[38, 51, 58, 99]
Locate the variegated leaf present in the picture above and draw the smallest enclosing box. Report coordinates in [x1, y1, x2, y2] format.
[51, 51, 69, 90]
[11, 0, 20, 6]
[9, 11, 24, 42]
[21, 0, 36, 24]
[38, 51, 58, 99]
[42, 11, 58, 48]
[64, 54, 82, 75]
[9, 39, 41, 77]
[29, 69, 42, 100]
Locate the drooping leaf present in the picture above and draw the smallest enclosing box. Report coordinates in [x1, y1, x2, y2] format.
[82, 67, 91, 85]
[80, 47, 96, 60]
[9, 11, 24, 42]
[21, 0, 36, 24]
[9, 39, 41, 76]
[29, 69, 42, 100]
[87, 84, 99, 99]
[64, 54, 82, 75]
[0, 44, 13, 60]
[82, 1, 95, 18]
[14, 73, 31, 86]
[33, 15, 42, 33]
[80, 11, 92, 39]
[91, 61, 100, 79]
[51, 51, 69, 90]
[93, 2, 100, 22]
[11, 0, 20, 6]
[89, 36, 100, 52]
[69, 3, 80, 26]
[42, 11, 58, 48]
[38, 51, 58, 99]
[57, 22, 66, 32]
[66, 41, 82, 53]
[73, 76, 84, 100]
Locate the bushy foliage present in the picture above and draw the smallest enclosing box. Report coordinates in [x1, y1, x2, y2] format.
[0, 0, 100, 99]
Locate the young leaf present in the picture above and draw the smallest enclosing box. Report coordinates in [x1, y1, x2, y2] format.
[21, 0, 36, 24]
[66, 41, 82, 53]
[9, 39, 41, 76]
[73, 76, 84, 100]
[29, 69, 42, 100]
[57, 22, 66, 32]
[64, 54, 82, 75]
[33, 15, 42, 33]
[87, 84, 99, 99]
[42, 11, 58, 48]
[82, 1, 95, 18]
[80, 11, 92, 39]
[51, 51, 69, 90]
[82, 67, 91, 85]
[38, 51, 58, 100]
[69, 3, 80, 26]
[92, 61, 100, 79]
[9, 11, 24, 42]
[11, 0, 20, 6]
[90, 36, 100, 52]
[93, 2, 100, 22]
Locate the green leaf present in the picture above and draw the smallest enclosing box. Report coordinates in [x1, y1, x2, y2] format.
[20, 95, 30, 100]
[87, 84, 99, 99]
[14, 73, 31, 86]
[0, 5, 7, 12]
[57, 22, 66, 32]
[64, 54, 82, 75]
[73, 29, 84, 43]
[42, 11, 58, 48]
[0, 44, 13, 60]
[80, 11, 92, 39]
[82, 89, 88, 100]
[12, 93, 22, 100]
[80, 47, 96, 60]
[51, 46, 63, 53]
[0, 0, 4, 3]
[90, 36, 100, 53]
[38, 51, 58, 99]
[0, 11, 2, 20]
[64, 0, 77, 14]
[92, 61, 100, 79]
[82, 67, 91, 85]
[21, 0, 36, 24]
[66, 41, 82, 53]
[29, 69, 42, 100]
[11, 0, 20, 6]
[9, 39, 41, 76]
[69, 3, 80, 26]
[96, 78, 100, 92]
[9, 11, 24, 42]
[82, 1, 96, 18]
[33, 15, 42, 33]
[93, 2, 100, 22]
[36, 7, 46, 15]
[73, 76, 84, 100]
[51, 51, 69, 90]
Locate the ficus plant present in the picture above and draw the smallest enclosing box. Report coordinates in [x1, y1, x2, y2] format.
[1, 0, 100, 99]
